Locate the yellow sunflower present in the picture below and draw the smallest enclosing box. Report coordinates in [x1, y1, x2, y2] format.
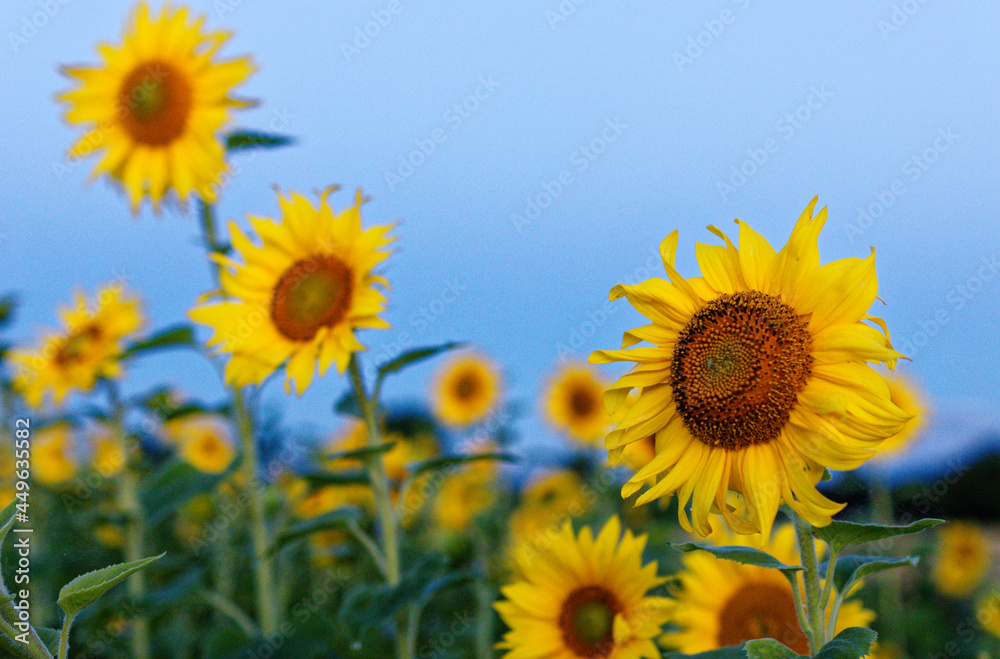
[931, 521, 990, 598]
[662, 524, 875, 655]
[11, 283, 144, 408]
[90, 427, 127, 478]
[162, 413, 235, 474]
[432, 352, 502, 426]
[33, 424, 78, 487]
[59, 2, 254, 211]
[189, 188, 394, 394]
[873, 373, 927, 459]
[496, 516, 671, 659]
[976, 590, 1000, 640]
[545, 363, 614, 445]
[433, 450, 499, 532]
[590, 198, 909, 538]
[509, 469, 594, 565]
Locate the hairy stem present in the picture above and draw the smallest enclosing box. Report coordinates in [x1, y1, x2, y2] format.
[792, 511, 825, 654]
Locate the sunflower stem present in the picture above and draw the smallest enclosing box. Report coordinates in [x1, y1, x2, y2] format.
[109, 382, 150, 659]
[235, 386, 279, 637]
[473, 528, 495, 659]
[792, 511, 825, 654]
[818, 547, 839, 621]
[784, 570, 813, 649]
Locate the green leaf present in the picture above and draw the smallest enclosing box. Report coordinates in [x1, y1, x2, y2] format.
[0, 497, 20, 546]
[338, 553, 449, 629]
[123, 324, 195, 359]
[225, 130, 295, 152]
[269, 507, 363, 555]
[811, 518, 945, 553]
[812, 626, 877, 659]
[407, 452, 517, 479]
[327, 442, 397, 463]
[0, 294, 16, 329]
[36, 628, 60, 656]
[141, 459, 236, 526]
[333, 391, 363, 418]
[57, 553, 164, 616]
[670, 543, 802, 577]
[301, 468, 371, 488]
[376, 342, 465, 380]
[663, 648, 749, 658]
[820, 468, 832, 481]
[743, 638, 804, 659]
[828, 555, 919, 593]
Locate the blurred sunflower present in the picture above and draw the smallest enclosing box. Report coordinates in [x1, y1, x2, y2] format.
[873, 373, 927, 459]
[11, 283, 143, 408]
[662, 524, 875, 654]
[590, 198, 909, 538]
[976, 590, 1000, 640]
[93, 522, 125, 549]
[89, 425, 126, 477]
[33, 424, 78, 486]
[189, 188, 394, 394]
[163, 413, 235, 474]
[59, 2, 254, 211]
[433, 451, 498, 532]
[931, 521, 989, 598]
[509, 469, 593, 560]
[496, 516, 671, 659]
[432, 352, 501, 426]
[544, 362, 613, 445]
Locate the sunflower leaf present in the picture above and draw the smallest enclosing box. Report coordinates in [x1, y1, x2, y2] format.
[300, 468, 371, 487]
[333, 391, 363, 418]
[810, 518, 945, 554]
[123, 324, 196, 359]
[743, 638, 804, 658]
[812, 626, 877, 659]
[669, 543, 802, 577]
[225, 130, 295, 153]
[141, 458, 238, 526]
[376, 342, 466, 380]
[58, 553, 164, 617]
[327, 442, 397, 463]
[662, 647, 750, 658]
[407, 452, 517, 479]
[269, 507, 363, 556]
[828, 555, 919, 593]
[36, 628, 60, 656]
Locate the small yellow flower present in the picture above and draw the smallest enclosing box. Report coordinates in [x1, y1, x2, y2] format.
[433, 451, 498, 532]
[90, 426, 126, 477]
[496, 516, 672, 659]
[93, 522, 125, 549]
[164, 413, 235, 474]
[873, 373, 927, 459]
[59, 2, 254, 211]
[662, 524, 875, 654]
[544, 362, 613, 445]
[10, 283, 144, 408]
[189, 188, 394, 394]
[976, 590, 1000, 640]
[432, 352, 501, 426]
[932, 521, 990, 598]
[33, 424, 78, 486]
[508, 469, 593, 562]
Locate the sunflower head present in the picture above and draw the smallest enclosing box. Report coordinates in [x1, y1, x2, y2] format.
[591, 198, 911, 538]
[931, 520, 989, 598]
[11, 282, 144, 409]
[189, 187, 394, 394]
[59, 2, 254, 211]
[90, 426, 127, 477]
[496, 516, 672, 659]
[163, 413, 235, 474]
[432, 352, 502, 427]
[33, 424, 79, 487]
[544, 362, 613, 445]
[432, 448, 499, 532]
[508, 469, 594, 567]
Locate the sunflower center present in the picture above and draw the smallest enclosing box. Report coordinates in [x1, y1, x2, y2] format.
[454, 372, 480, 401]
[670, 290, 812, 450]
[119, 60, 193, 146]
[717, 581, 809, 655]
[271, 255, 353, 342]
[559, 586, 621, 657]
[569, 387, 598, 419]
[54, 325, 102, 366]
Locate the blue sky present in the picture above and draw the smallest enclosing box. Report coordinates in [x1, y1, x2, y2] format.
[2, 0, 998, 469]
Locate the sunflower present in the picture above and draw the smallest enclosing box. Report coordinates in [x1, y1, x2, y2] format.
[976, 590, 1000, 640]
[163, 413, 235, 474]
[33, 424, 78, 487]
[59, 2, 254, 211]
[661, 524, 875, 655]
[90, 427, 127, 478]
[189, 188, 394, 394]
[496, 516, 671, 659]
[509, 469, 594, 565]
[11, 283, 143, 408]
[931, 521, 989, 598]
[590, 198, 909, 538]
[431, 352, 501, 426]
[545, 363, 613, 445]
[873, 373, 927, 459]
[433, 450, 498, 532]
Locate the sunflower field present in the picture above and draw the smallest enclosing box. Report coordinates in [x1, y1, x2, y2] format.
[2, 3, 999, 659]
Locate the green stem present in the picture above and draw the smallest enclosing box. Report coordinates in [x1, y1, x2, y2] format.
[784, 571, 813, 647]
[819, 547, 839, 618]
[871, 477, 906, 651]
[792, 511, 825, 654]
[473, 529, 495, 659]
[110, 384, 149, 659]
[346, 520, 389, 579]
[57, 613, 75, 659]
[235, 387, 278, 637]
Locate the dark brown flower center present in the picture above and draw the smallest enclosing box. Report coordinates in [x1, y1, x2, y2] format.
[119, 60, 193, 146]
[569, 386, 599, 420]
[454, 371, 480, 401]
[271, 255, 353, 342]
[559, 586, 621, 657]
[670, 290, 812, 450]
[717, 581, 809, 654]
[54, 325, 102, 366]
